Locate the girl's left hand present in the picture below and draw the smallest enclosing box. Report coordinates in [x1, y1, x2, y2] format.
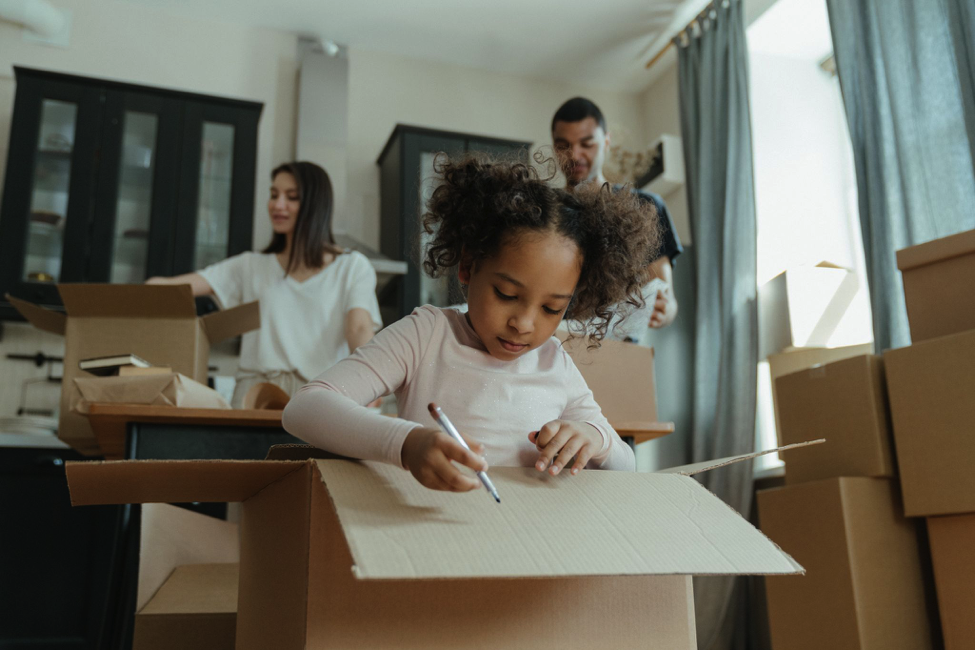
[529, 420, 602, 476]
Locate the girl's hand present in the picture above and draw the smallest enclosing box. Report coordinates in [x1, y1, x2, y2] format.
[529, 420, 602, 476]
[401, 427, 488, 492]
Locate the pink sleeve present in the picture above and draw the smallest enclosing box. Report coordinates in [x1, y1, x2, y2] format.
[281, 307, 438, 468]
[559, 353, 636, 471]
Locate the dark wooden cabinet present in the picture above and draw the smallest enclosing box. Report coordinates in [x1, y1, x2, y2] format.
[0, 67, 262, 319]
[376, 125, 532, 322]
[0, 445, 120, 648]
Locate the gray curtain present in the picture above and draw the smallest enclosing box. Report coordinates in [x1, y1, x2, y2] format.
[675, 1, 758, 649]
[826, 0, 975, 352]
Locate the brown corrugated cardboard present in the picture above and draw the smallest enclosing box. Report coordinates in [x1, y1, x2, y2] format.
[927, 514, 975, 650]
[138, 503, 239, 612]
[67, 456, 802, 649]
[896, 228, 975, 342]
[759, 263, 870, 359]
[758, 478, 936, 650]
[133, 564, 238, 650]
[884, 330, 975, 516]
[559, 334, 657, 422]
[7, 285, 258, 454]
[134, 504, 239, 650]
[776, 355, 895, 484]
[74, 373, 231, 412]
[766, 343, 874, 444]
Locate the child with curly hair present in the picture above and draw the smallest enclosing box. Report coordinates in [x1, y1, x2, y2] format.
[283, 154, 661, 493]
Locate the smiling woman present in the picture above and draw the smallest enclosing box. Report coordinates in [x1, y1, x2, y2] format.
[146, 161, 382, 406]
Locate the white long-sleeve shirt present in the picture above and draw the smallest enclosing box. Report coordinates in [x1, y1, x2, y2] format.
[282, 305, 635, 471]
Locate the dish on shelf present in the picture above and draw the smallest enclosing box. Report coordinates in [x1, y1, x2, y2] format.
[30, 211, 64, 227]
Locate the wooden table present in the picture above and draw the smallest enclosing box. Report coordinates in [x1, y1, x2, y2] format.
[87, 404, 285, 460]
[615, 421, 675, 446]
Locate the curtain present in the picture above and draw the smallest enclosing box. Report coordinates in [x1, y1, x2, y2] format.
[826, 0, 975, 352]
[675, 1, 758, 649]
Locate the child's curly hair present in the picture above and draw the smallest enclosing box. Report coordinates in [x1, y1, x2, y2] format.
[421, 153, 661, 343]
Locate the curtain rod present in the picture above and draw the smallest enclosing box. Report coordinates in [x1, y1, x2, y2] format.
[644, 0, 724, 69]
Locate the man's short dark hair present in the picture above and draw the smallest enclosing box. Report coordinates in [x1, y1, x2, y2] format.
[551, 97, 607, 133]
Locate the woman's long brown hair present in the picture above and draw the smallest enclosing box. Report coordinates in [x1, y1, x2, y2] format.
[263, 161, 343, 273]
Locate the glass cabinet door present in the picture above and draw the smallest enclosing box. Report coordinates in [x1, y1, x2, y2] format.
[109, 111, 158, 283]
[194, 121, 235, 270]
[23, 99, 76, 283]
[173, 102, 258, 276]
[0, 72, 100, 307]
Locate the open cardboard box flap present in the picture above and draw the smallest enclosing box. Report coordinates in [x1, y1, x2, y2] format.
[8, 284, 259, 344]
[6, 294, 67, 335]
[68, 446, 808, 581]
[658, 439, 824, 476]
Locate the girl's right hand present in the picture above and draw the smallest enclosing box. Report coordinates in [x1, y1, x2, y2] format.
[400, 427, 488, 493]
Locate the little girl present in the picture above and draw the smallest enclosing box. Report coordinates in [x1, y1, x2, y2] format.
[283, 155, 661, 493]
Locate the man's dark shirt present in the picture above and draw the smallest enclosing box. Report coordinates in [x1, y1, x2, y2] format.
[614, 185, 683, 265]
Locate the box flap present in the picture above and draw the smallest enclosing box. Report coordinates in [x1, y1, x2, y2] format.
[66, 460, 305, 505]
[140, 563, 239, 616]
[200, 301, 261, 343]
[314, 460, 803, 580]
[264, 444, 349, 461]
[6, 294, 66, 335]
[896, 228, 975, 271]
[656, 440, 825, 476]
[58, 284, 197, 319]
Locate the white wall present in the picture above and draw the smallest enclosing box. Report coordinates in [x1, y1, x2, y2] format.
[637, 64, 692, 245]
[342, 47, 651, 249]
[0, 0, 299, 419]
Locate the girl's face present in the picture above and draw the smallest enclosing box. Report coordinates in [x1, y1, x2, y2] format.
[268, 172, 300, 236]
[460, 229, 582, 361]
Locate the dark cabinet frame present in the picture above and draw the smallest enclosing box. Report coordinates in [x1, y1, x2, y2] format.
[0, 67, 262, 319]
[377, 124, 532, 321]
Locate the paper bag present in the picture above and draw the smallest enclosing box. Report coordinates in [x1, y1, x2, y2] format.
[73, 373, 231, 412]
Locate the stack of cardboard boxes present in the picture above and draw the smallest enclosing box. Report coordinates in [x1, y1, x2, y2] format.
[759, 228, 975, 650]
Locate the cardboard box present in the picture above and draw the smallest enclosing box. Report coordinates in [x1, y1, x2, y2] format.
[67, 452, 804, 650]
[8, 284, 258, 454]
[776, 355, 895, 484]
[559, 334, 657, 423]
[74, 373, 231, 412]
[758, 263, 872, 359]
[883, 330, 975, 516]
[766, 343, 874, 444]
[134, 564, 238, 650]
[927, 514, 975, 650]
[758, 478, 935, 650]
[134, 502, 240, 650]
[897, 228, 975, 342]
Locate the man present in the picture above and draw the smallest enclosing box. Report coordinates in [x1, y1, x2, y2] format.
[551, 97, 683, 335]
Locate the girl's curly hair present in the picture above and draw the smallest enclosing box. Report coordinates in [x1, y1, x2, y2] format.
[421, 153, 661, 343]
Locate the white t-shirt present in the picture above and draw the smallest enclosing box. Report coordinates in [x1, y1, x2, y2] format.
[198, 251, 382, 380]
[603, 278, 667, 341]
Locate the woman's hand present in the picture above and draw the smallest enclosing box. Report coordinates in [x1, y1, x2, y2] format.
[401, 427, 488, 492]
[145, 272, 214, 298]
[529, 420, 603, 476]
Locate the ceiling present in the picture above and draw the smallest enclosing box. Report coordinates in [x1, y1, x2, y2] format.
[123, 0, 696, 92]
